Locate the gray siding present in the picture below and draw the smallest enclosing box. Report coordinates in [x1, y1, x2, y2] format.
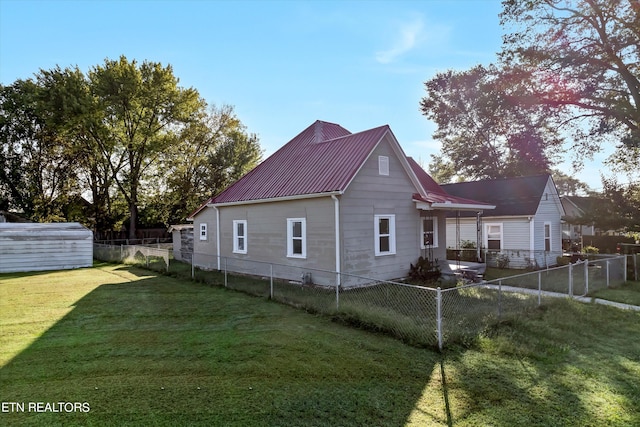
[192, 208, 218, 269]
[340, 135, 425, 280]
[193, 197, 338, 285]
[533, 177, 564, 266]
[218, 197, 336, 268]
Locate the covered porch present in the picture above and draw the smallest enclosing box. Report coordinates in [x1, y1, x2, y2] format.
[413, 193, 495, 282]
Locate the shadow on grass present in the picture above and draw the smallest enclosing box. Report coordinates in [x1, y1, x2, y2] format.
[0, 265, 441, 426]
[4, 265, 638, 426]
[437, 301, 640, 426]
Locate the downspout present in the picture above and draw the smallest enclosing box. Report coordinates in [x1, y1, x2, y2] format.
[331, 195, 341, 286]
[214, 206, 221, 271]
[529, 216, 535, 261]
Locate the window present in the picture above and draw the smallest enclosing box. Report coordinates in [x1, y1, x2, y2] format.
[287, 218, 306, 258]
[233, 220, 247, 254]
[421, 217, 438, 248]
[544, 223, 551, 252]
[378, 156, 389, 176]
[374, 214, 396, 255]
[199, 223, 208, 241]
[485, 223, 502, 250]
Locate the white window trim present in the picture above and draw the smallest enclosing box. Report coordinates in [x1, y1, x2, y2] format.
[374, 214, 396, 256]
[287, 218, 306, 259]
[544, 222, 552, 252]
[484, 223, 503, 251]
[378, 155, 389, 176]
[420, 217, 438, 249]
[199, 223, 208, 241]
[233, 220, 247, 254]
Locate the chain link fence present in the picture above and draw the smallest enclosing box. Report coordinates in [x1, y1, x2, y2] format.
[93, 243, 170, 272]
[94, 245, 634, 350]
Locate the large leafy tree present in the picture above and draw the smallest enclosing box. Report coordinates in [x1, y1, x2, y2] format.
[420, 64, 563, 181]
[421, 0, 639, 182]
[499, 0, 640, 171]
[35, 66, 118, 231]
[150, 104, 262, 225]
[1, 56, 261, 237]
[0, 80, 79, 221]
[86, 56, 204, 238]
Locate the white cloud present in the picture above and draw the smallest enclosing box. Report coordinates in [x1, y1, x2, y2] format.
[375, 17, 425, 64]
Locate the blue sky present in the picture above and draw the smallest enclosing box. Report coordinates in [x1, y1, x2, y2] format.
[0, 0, 611, 189]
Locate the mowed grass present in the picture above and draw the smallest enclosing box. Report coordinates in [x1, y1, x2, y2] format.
[1, 264, 639, 426]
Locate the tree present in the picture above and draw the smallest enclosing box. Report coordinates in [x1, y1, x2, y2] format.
[552, 169, 591, 196]
[86, 56, 204, 238]
[1, 57, 261, 235]
[599, 178, 640, 232]
[155, 105, 262, 224]
[499, 0, 640, 171]
[35, 66, 117, 231]
[0, 80, 79, 221]
[420, 64, 563, 180]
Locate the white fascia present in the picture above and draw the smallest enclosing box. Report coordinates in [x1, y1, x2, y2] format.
[207, 191, 343, 208]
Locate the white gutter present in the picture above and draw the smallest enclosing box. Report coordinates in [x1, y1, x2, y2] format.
[214, 206, 221, 270]
[208, 191, 342, 208]
[429, 202, 496, 211]
[331, 195, 341, 286]
[529, 216, 535, 253]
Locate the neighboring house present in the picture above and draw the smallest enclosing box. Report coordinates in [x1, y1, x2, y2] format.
[0, 222, 93, 273]
[560, 196, 597, 248]
[441, 175, 564, 269]
[188, 120, 492, 286]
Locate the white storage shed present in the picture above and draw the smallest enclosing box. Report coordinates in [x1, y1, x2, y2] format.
[0, 222, 93, 273]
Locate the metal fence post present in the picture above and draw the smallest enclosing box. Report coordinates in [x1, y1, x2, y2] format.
[537, 271, 542, 306]
[335, 281, 340, 311]
[436, 287, 443, 351]
[623, 255, 627, 283]
[584, 259, 589, 294]
[224, 257, 228, 288]
[498, 280, 502, 320]
[606, 260, 610, 287]
[191, 260, 195, 279]
[568, 262, 573, 297]
[270, 264, 274, 299]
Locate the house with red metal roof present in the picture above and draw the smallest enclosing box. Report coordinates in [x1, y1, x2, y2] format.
[441, 175, 565, 269]
[188, 120, 492, 286]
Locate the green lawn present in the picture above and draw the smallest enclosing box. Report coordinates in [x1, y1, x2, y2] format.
[1, 264, 639, 426]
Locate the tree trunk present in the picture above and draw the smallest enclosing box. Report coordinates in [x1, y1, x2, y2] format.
[128, 200, 137, 240]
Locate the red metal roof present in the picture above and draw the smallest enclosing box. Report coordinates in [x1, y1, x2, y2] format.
[187, 121, 492, 219]
[407, 157, 494, 209]
[208, 120, 390, 204]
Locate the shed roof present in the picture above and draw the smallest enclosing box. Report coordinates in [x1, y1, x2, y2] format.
[0, 222, 92, 240]
[441, 175, 551, 217]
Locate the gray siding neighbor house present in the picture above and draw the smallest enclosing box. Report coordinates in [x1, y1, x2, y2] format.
[188, 120, 492, 286]
[442, 175, 565, 269]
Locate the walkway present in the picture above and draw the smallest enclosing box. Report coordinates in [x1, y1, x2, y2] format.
[482, 283, 640, 312]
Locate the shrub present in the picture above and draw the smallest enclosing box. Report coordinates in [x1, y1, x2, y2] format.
[583, 245, 600, 254]
[408, 256, 441, 283]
